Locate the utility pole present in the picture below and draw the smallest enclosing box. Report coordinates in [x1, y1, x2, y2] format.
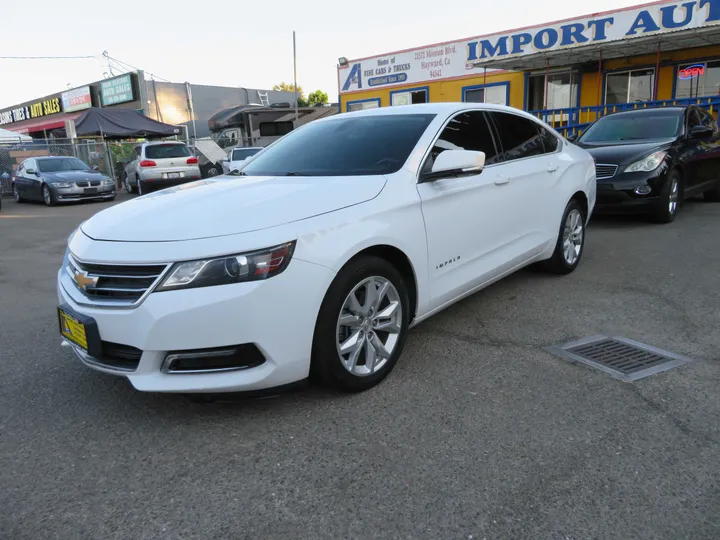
[293, 31, 298, 123]
[102, 50, 114, 76]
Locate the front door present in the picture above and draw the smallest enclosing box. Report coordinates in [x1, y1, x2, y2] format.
[416, 110, 517, 310]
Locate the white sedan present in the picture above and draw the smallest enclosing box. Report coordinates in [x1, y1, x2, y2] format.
[221, 147, 263, 174]
[56, 103, 595, 394]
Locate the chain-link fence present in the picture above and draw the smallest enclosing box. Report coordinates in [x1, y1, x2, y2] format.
[0, 139, 115, 196]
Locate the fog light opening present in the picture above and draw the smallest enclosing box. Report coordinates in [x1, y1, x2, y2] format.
[161, 344, 266, 374]
[634, 184, 652, 195]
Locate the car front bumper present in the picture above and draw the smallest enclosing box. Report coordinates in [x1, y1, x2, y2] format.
[54, 184, 115, 202]
[57, 258, 335, 393]
[594, 168, 670, 213]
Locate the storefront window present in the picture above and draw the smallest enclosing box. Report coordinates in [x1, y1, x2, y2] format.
[391, 89, 427, 106]
[605, 69, 655, 105]
[528, 72, 578, 111]
[675, 61, 720, 99]
[347, 100, 379, 112]
[463, 85, 507, 105]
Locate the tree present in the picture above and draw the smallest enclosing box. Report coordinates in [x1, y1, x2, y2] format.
[307, 90, 329, 106]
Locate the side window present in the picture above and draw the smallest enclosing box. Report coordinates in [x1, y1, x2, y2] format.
[687, 108, 702, 132]
[490, 112, 545, 161]
[700, 109, 718, 131]
[537, 125, 560, 154]
[422, 111, 501, 174]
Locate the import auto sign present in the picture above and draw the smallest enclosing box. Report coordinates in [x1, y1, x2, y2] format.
[339, 0, 720, 93]
[100, 74, 134, 106]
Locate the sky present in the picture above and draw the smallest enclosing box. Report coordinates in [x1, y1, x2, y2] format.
[0, 0, 644, 109]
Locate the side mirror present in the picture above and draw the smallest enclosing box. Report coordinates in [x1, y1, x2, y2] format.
[690, 125, 714, 139]
[422, 150, 485, 182]
[92, 165, 99, 171]
[566, 133, 578, 142]
[26, 168, 36, 175]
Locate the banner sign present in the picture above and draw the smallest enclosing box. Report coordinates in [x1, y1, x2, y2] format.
[100, 74, 134, 106]
[339, 0, 720, 93]
[61, 86, 92, 113]
[0, 97, 62, 126]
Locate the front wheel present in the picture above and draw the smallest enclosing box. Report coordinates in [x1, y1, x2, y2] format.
[541, 199, 586, 275]
[311, 256, 410, 392]
[651, 170, 680, 223]
[42, 184, 56, 207]
[12, 185, 24, 203]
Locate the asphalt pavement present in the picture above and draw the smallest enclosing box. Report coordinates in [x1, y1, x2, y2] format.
[1, 193, 719, 540]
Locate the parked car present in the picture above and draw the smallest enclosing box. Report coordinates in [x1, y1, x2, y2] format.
[570, 106, 720, 223]
[123, 141, 201, 195]
[12, 156, 115, 206]
[56, 103, 595, 395]
[221, 147, 263, 174]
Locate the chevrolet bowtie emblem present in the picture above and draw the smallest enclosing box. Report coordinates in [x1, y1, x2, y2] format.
[73, 271, 98, 291]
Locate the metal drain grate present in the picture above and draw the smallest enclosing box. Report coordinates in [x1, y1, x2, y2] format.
[547, 335, 693, 382]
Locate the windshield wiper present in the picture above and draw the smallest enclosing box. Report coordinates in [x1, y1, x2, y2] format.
[228, 170, 247, 176]
[283, 172, 308, 176]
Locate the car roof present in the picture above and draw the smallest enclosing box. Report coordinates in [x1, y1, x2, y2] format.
[35, 156, 78, 160]
[321, 102, 544, 124]
[603, 106, 687, 118]
[233, 146, 263, 150]
[142, 141, 186, 146]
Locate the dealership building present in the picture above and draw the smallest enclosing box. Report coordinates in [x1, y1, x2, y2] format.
[0, 72, 294, 139]
[338, 0, 720, 133]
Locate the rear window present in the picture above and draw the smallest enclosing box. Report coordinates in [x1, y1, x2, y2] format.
[145, 144, 191, 159]
[242, 114, 436, 177]
[232, 148, 261, 161]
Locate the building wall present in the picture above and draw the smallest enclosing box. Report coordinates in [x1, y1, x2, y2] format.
[340, 43, 720, 114]
[145, 82, 296, 138]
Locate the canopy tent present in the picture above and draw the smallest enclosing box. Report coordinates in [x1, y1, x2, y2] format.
[0, 127, 32, 142]
[71, 108, 182, 139]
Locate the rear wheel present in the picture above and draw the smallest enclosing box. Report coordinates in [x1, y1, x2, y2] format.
[124, 174, 134, 194]
[541, 199, 586, 275]
[703, 180, 720, 202]
[651, 170, 680, 223]
[137, 176, 150, 195]
[311, 256, 410, 392]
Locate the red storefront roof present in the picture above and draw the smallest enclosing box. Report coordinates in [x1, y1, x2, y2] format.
[5, 112, 84, 134]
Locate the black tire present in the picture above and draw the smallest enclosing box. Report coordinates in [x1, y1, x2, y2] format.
[137, 176, 150, 195]
[310, 255, 411, 392]
[42, 184, 56, 207]
[651, 170, 681, 223]
[12, 184, 24, 203]
[124, 174, 134, 194]
[703, 181, 720, 202]
[541, 199, 587, 275]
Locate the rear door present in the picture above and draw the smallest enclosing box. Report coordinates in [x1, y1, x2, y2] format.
[695, 108, 720, 187]
[144, 144, 193, 179]
[487, 111, 561, 255]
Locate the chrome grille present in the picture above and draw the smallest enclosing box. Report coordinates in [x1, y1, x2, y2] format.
[66, 254, 169, 307]
[595, 164, 618, 180]
[75, 180, 102, 187]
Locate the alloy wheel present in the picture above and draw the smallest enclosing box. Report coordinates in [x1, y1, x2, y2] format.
[562, 209, 584, 266]
[43, 186, 51, 205]
[669, 178, 679, 215]
[336, 276, 402, 376]
[13, 186, 19, 202]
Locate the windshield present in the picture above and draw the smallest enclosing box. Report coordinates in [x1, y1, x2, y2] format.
[579, 111, 682, 143]
[231, 148, 261, 161]
[145, 144, 191, 159]
[37, 157, 90, 172]
[241, 114, 436, 176]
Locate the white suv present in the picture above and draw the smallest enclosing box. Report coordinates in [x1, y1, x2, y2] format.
[123, 141, 201, 194]
[58, 103, 595, 395]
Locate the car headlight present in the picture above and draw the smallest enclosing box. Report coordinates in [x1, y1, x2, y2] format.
[101, 179, 113, 186]
[156, 241, 296, 292]
[54, 182, 73, 188]
[624, 151, 667, 173]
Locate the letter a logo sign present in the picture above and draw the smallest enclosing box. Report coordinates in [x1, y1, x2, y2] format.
[342, 63, 363, 92]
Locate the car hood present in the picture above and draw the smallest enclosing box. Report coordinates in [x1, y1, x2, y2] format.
[576, 140, 673, 165]
[42, 170, 109, 183]
[81, 175, 387, 242]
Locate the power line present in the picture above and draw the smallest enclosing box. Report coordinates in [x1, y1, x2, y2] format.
[0, 55, 98, 60]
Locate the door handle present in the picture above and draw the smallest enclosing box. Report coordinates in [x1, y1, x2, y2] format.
[494, 175, 510, 185]
[547, 164, 559, 173]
